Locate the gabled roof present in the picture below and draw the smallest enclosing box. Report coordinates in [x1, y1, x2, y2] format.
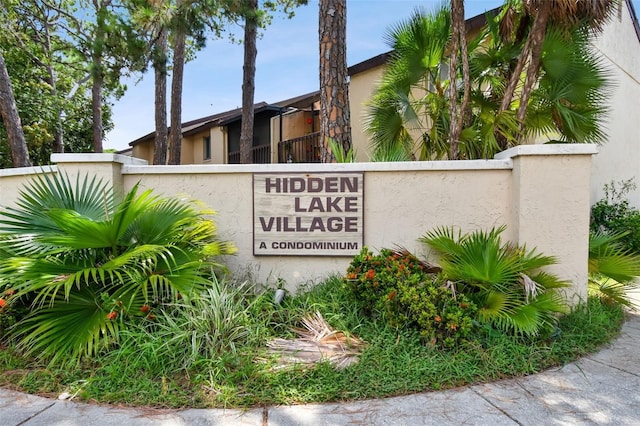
[129, 93, 321, 147]
[129, 107, 243, 146]
[273, 91, 320, 109]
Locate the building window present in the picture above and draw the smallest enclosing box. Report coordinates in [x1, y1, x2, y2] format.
[203, 136, 211, 160]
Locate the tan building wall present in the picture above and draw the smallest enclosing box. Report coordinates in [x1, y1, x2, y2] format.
[129, 125, 228, 165]
[132, 140, 154, 164]
[0, 146, 596, 303]
[349, 65, 385, 162]
[186, 130, 211, 164]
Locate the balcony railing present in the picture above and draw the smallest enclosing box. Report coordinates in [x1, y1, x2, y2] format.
[278, 132, 321, 163]
[228, 143, 271, 164]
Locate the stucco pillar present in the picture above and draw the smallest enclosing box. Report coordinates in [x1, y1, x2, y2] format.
[51, 153, 148, 200]
[495, 144, 598, 306]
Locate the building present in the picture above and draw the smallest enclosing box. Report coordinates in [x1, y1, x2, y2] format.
[128, 92, 320, 165]
[127, 1, 640, 206]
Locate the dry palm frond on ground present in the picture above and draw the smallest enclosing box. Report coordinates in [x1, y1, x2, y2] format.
[265, 311, 366, 370]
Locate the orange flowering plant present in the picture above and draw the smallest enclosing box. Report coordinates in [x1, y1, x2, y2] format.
[344, 247, 476, 348]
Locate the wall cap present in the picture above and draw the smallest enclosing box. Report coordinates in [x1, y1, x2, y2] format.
[51, 153, 148, 166]
[0, 165, 57, 177]
[123, 159, 513, 175]
[494, 144, 598, 160]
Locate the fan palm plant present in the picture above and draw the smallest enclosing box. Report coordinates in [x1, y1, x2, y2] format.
[588, 230, 640, 309]
[421, 226, 568, 336]
[365, 6, 452, 161]
[366, 2, 612, 161]
[0, 172, 235, 365]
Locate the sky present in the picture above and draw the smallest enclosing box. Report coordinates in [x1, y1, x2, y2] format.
[104, 0, 640, 151]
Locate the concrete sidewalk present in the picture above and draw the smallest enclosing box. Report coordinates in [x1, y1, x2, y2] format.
[1, 313, 639, 426]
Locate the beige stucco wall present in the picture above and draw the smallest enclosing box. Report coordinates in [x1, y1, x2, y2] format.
[120, 162, 515, 289]
[0, 146, 596, 304]
[590, 1, 640, 206]
[349, 65, 385, 162]
[496, 145, 596, 303]
[0, 165, 57, 208]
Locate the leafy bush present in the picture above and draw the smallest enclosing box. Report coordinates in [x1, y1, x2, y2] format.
[591, 179, 640, 254]
[344, 247, 476, 348]
[588, 230, 640, 309]
[421, 226, 568, 337]
[0, 172, 235, 365]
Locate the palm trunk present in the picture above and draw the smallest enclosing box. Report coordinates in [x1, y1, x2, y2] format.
[0, 49, 31, 167]
[319, 0, 351, 163]
[153, 28, 168, 165]
[515, 1, 550, 140]
[448, 0, 462, 159]
[458, 1, 471, 140]
[240, 0, 258, 165]
[168, 27, 186, 165]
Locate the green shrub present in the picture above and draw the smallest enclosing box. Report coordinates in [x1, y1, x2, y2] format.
[0, 172, 235, 365]
[591, 179, 640, 254]
[344, 247, 476, 348]
[421, 226, 569, 337]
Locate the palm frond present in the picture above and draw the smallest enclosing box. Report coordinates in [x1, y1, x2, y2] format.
[13, 287, 120, 365]
[589, 230, 640, 283]
[422, 225, 567, 336]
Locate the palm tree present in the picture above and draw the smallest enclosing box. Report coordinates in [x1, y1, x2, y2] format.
[319, 0, 351, 163]
[366, 3, 611, 161]
[0, 172, 234, 365]
[498, 0, 616, 142]
[364, 6, 454, 161]
[448, 0, 470, 160]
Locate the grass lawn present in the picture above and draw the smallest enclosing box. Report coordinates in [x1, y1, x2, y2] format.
[0, 277, 626, 409]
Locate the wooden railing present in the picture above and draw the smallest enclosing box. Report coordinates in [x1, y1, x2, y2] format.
[278, 132, 321, 163]
[228, 143, 271, 164]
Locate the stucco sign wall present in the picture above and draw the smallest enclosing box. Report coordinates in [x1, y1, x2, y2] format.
[253, 172, 364, 256]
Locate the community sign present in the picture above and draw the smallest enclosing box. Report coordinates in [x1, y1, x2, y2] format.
[253, 172, 364, 256]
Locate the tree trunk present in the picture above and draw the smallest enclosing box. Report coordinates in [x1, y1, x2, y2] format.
[240, 0, 258, 165]
[153, 28, 168, 165]
[516, 1, 550, 140]
[91, 69, 104, 153]
[42, 15, 64, 153]
[319, 0, 351, 163]
[91, 5, 106, 153]
[168, 26, 186, 165]
[457, 0, 471, 145]
[0, 49, 31, 167]
[448, 0, 470, 160]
